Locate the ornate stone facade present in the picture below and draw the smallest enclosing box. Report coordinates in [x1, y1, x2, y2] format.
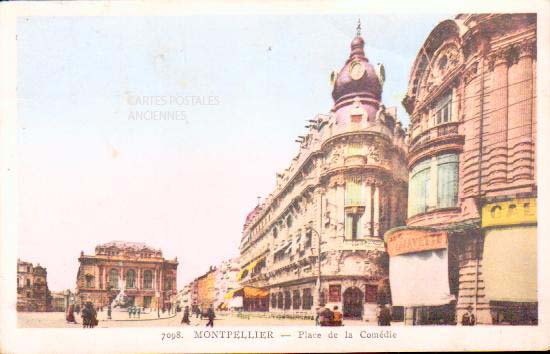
[17, 260, 52, 312]
[238, 27, 408, 321]
[76, 241, 178, 310]
[391, 14, 537, 325]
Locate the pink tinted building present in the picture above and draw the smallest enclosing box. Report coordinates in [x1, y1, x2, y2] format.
[386, 14, 537, 325]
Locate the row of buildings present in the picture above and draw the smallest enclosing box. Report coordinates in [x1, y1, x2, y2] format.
[176, 258, 240, 312]
[235, 13, 537, 325]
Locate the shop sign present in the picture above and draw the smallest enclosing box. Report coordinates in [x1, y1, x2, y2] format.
[386, 229, 447, 257]
[481, 198, 537, 228]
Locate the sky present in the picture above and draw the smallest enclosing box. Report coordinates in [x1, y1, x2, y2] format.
[16, 13, 451, 291]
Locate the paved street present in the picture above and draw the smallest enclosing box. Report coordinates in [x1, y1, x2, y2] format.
[18, 311, 384, 328]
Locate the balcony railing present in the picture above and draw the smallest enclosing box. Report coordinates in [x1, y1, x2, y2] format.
[410, 122, 460, 151]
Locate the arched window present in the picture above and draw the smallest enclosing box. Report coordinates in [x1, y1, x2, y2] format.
[286, 215, 293, 228]
[109, 269, 119, 289]
[126, 269, 136, 288]
[143, 270, 153, 289]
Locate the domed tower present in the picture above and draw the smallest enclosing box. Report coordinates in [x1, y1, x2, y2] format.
[330, 22, 384, 126]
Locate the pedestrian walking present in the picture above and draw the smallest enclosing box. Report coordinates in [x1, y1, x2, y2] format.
[137, 307, 141, 319]
[461, 305, 476, 326]
[82, 302, 98, 328]
[377, 304, 392, 326]
[206, 305, 215, 327]
[332, 306, 343, 326]
[181, 306, 191, 325]
[65, 304, 78, 324]
[107, 305, 112, 320]
[314, 307, 321, 326]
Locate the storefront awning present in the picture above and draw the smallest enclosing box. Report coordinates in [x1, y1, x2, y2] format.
[483, 226, 537, 302]
[233, 286, 269, 299]
[237, 257, 266, 281]
[390, 249, 455, 307]
[224, 289, 237, 300]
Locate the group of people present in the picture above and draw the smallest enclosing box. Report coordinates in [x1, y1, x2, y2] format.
[127, 306, 142, 319]
[66, 302, 98, 328]
[181, 305, 216, 327]
[316, 306, 343, 326]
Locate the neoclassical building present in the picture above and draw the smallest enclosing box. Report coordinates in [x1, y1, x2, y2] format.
[237, 26, 408, 321]
[387, 14, 537, 325]
[76, 241, 178, 309]
[17, 260, 52, 312]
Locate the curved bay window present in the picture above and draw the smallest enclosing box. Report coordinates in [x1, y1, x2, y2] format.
[408, 153, 459, 217]
[126, 269, 136, 288]
[109, 269, 119, 289]
[143, 270, 153, 289]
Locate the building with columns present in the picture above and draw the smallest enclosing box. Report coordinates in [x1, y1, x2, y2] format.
[76, 241, 178, 310]
[237, 25, 408, 321]
[388, 13, 537, 325]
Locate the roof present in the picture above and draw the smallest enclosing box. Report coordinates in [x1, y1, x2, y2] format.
[97, 241, 161, 252]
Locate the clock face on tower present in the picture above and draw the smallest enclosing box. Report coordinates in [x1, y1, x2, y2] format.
[349, 60, 366, 80]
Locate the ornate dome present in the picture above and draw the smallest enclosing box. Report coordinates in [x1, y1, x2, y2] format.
[331, 34, 382, 104]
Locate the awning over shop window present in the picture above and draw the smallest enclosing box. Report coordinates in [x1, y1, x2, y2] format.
[236, 257, 264, 281]
[228, 286, 269, 300]
[224, 289, 237, 300]
[483, 226, 537, 302]
[390, 249, 455, 307]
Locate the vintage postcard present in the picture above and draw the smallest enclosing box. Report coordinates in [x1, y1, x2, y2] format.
[0, 0, 549, 352]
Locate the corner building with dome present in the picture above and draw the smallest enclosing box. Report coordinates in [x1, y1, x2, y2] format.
[236, 28, 408, 321]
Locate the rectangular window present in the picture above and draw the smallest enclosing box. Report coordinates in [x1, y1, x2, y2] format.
[365, 284, 377, 303]
[345, 213, 363, 240]
[434, 92, 452, 126]
[345, 177, 363, 206]
[329, 285, 341, 302]
[302, 288, 313, 310]
[408, 158, 431, 217]
[437, 154, 459, 208]
[292, 290, 301, 309]
[408, 153, 459, 218]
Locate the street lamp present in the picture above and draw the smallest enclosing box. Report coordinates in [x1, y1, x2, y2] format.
[307, 221, 322, 308]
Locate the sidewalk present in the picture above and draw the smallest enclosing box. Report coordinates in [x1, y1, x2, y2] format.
[96, 309, 176, 322]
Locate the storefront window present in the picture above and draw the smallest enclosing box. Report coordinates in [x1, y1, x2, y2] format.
[292, 290, 301, 309]
[284, 291, 291, 309]
[277, 292, 283, 309]
[408, 153, 458, 217]
[302, 288, 313, 310]
[271, 293, 277, 309]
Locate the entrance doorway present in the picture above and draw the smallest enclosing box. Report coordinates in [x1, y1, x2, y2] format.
[143, 296, 152, 308]
[343, 287, 364, 319]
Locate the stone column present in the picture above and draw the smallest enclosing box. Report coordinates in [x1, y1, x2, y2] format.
[364, 184, 372, 237]
[486, 52, 508, 185]
[373, 185, 380, 237]
[507, 42, 534, 182]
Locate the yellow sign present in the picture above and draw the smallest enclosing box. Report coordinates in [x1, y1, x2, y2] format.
[386, 229, 448, 257]
[482, 198, 537, 228]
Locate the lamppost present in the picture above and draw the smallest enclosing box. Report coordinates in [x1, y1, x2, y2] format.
[307, 222, 323, 308]
[156, 291, 160, 318]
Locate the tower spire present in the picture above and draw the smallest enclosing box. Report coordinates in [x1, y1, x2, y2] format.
[356, 18, 361, 37]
